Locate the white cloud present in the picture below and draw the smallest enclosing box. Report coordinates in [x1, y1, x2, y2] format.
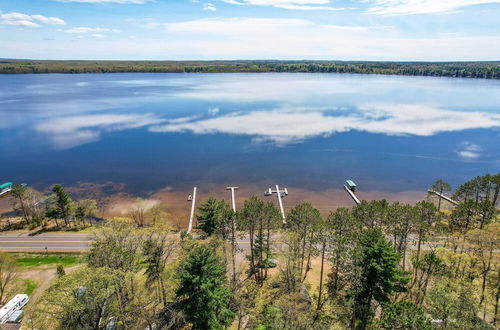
[158, 17, 500, 61]
[91, 33, 105, 38]
[203, 3, 217, 11]
[2, 19, 40, 28]
[3, 16, 500, 60]
[165, 17, 314, 35]
[31, 15, 66, 25]
[63, 26, 119, 33]
[149, 104, 500, 146]
[220, 0, 349, 10]
[0, 12, 66, 28]
[456, 141, 482, 159]
[366, 0, 500, 15]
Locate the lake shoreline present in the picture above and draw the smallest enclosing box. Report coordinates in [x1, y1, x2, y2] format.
[1, 59, 499, 79]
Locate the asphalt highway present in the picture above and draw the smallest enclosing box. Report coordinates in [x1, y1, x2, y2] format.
[0, 232, 93, 252]
[0, 232, 254, 252]
[0, 231, 444, 253]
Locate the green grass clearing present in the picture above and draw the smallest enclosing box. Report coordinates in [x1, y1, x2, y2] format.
[14, 253, 83, 268]
[22, 279, 38, 296]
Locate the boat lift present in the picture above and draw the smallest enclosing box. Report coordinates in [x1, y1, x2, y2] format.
[265, 185, 288, 223]
[344, 179, 361, 205]
[226, 186, 239, 212]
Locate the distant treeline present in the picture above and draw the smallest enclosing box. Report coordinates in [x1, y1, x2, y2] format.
[1, 59, 499, 79]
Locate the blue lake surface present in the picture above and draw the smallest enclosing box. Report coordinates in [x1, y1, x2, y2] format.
[0, 73, 499, 196]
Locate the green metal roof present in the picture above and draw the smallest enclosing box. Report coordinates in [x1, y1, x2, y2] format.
[346, 180, 356, 187]
[0, 182, 13, 189]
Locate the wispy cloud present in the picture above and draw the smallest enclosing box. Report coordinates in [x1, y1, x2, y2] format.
[220, 0, 350, 10]
[366, 0, 500, 15]
[157, 17, 500, 61]
[203, 3, 217, 11]
[1, 12, 66, 27]
[63, 26, 120, 33]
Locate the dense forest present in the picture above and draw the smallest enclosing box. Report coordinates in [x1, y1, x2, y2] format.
[1, 173, 499, 329]
[1, 59, 499, 79]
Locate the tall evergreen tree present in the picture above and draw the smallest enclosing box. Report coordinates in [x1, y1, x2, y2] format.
[197, 197, 228, 236]
[176, 246, 234, 329]
[351, 229, 409, 329]
[373, 300, 433, 330]
[52, 184, 74, 226]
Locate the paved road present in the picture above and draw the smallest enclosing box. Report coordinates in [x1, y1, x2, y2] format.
[0, 232, 93, 252]
[0, 231, 442, 253]
[0, 232, 253, 252]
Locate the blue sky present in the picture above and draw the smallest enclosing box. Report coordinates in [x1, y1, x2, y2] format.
[1, 0, 499, 60]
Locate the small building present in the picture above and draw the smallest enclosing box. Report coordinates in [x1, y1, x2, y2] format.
[0, 294, 29, 324]
[345, 180, 356, 192]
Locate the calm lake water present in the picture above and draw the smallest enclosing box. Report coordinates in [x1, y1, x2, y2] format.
[0, 73, 499, 198]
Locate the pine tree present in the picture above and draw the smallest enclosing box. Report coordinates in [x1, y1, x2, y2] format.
[351, 229, 409, 329]
[197, 197, 227, 236]
[373, 300, 432, 329]
[176, 246, 234, 329]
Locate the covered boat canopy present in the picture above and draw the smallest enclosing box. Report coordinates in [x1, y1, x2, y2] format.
[0, 182, 13, 190]
[345, 180, 356, 189]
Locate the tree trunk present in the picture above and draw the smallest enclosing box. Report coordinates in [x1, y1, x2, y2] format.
[438, 187, 442, 211]
[303, 230, 315, 281]
[249, 222, 256, 281]
[159, 276, 167, 306]
[265, 215, 271, 280]
[494, 273, 500, 326]
[231, 214, 237, 283]
[258, 219, 264, 284]
[317, 240, 326, 311]
[299, 225, 308, 278]
[18, 196, 28, 225]
[493, 186, 499, 207]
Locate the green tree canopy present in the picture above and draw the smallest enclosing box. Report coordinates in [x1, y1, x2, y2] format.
[197, 197, 229, 236]
[351, 229, 409, 329]
[52, 184, 74, 226]
[176, 245, 235, 329]
[38, 266, 123, 330]
[372, 300, 433, 330]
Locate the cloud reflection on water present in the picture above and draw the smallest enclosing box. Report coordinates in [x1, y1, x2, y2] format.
[35, 113, 164, 149]
[149, 104, 500, 146]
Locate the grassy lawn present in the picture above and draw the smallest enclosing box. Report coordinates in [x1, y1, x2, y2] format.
[13, 253, 84, 268]
[22, 279, 39, 296]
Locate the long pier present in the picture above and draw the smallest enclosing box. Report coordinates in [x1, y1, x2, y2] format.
[344, 185, 361, 205]
[0, 188, 12, 198]
[427, 190, 459, 206]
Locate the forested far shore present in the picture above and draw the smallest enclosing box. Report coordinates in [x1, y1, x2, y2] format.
[1, 59, 500, 79]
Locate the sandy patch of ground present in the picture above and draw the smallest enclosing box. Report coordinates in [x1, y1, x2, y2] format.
[17, 265, 81, 303]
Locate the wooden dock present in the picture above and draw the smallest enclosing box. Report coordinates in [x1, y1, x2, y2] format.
[427, 190, 459, 206]
[344, 185, 361, 205]
[0, 187, 12, 198]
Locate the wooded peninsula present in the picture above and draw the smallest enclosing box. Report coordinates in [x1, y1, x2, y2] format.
[1, 59, 499, 79]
